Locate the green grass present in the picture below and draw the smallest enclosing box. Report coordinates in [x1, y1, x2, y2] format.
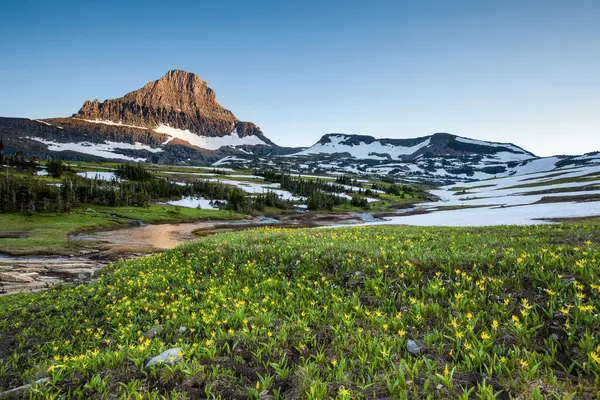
[534, 194, 600, 204]
[1, 224, 600, 398]
[448, 184, 496, 192]
[0, 205, 241, 256]
[0, 211, 122, 255]
[86, 204, 240, 224]
[501, 173, 600, 190]
[514, 184, 600, 197]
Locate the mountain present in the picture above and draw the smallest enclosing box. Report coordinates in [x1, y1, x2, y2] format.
[292, 132, 534, 161]
[0, 70, 598, 184]
[0, 70, 290, 164]
[211, 133, 599, 185]
[74, 69, 268, 141]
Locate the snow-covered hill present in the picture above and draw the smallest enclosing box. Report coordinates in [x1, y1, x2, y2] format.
[291, 132, 534, 162]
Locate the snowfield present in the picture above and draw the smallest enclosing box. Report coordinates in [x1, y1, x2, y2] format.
[154, 125, 267, 150]
[372, 201, 600, 227]
[25, 138, 156, 161]
[358, 163, 600, 226]
[293, 135, 432, 160]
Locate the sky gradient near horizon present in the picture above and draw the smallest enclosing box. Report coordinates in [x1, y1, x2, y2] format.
[1, 0, 599, 156]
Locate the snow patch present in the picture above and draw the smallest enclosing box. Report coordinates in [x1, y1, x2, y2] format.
[165, 196, 220, 210]
[154, 125, 267, 150]
[293, 135, 432, 160]
[455, 137, 530, 157]
[76, 171, 120, 181]
[25, 137, 149, 162]
[79, 119, 149, 130]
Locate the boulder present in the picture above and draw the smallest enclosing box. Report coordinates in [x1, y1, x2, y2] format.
[143, 324, 163, 339]
[407, 340, 420, 355]
[145, 348, 183, 368]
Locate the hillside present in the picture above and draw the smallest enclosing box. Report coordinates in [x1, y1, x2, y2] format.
[292, 132, 534, 162]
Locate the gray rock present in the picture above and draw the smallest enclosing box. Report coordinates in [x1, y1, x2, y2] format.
[561, 277, 577, 284]
[143, 324, 163, 339]
[0, 272, 34, 283]
[353, 271, 364, 277]
[0, 378, 48, 399]
[178, 326, 187, 334]
[407, 340, 420, 355]
[551, 333, 559, 341]
[259, 390, 275, 400]
[145, 348, 183, 368]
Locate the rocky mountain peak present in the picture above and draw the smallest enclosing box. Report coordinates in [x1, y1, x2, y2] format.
[73, 70, 266, 139]
[120, 69, 221, 112]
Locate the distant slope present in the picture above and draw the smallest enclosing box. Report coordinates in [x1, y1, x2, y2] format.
[210, 133, 598, 184]
[292, 132, 534, 161]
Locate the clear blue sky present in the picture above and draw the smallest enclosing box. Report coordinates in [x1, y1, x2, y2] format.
[1, 0, 599, 156]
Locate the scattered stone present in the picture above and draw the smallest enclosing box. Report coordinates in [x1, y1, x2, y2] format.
[561, 277, 577, 284]
[0, 272, 34, 283]
[145, 348, 183, 368]
[259, 390, 276, 400]
[178, 326, 188, 334]
[407, 340, 420, 355]
[143, 324, 163, 339]
[436, 384, 443, 390]
[0, 378, 48, 399]
[353, 270, 364, 277]
[13, 267, 47, 273]
[86, 208, 96, 212]
[551, 333, 559, 341]
[128, 219, 144, 226]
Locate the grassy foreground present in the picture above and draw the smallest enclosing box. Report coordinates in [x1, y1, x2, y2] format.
[0, 205, 240, 255]
[1, 224, 600, 399]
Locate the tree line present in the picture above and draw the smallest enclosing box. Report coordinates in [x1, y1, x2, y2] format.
[0, 162, 294, 214]
[256, 170, 371, 211]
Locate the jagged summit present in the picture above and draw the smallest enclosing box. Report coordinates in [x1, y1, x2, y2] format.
[74, 70, 264, 139]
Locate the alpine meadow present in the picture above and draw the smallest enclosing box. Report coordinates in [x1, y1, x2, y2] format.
[1, 1, 600, 399]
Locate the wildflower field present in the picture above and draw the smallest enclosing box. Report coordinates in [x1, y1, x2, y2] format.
[1, 224, 600, 399]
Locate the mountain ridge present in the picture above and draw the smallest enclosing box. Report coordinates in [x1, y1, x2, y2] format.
[0, 69, 598, 183]
[292, 132, 535, 162]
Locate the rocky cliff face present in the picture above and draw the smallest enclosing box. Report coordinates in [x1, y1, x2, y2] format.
[74, 69, 266, 140]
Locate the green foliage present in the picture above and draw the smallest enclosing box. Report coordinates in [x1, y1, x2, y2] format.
[0, 168, 290, 214]
[115, 163, 155, 181]
[0, 205, 240, 255]
[1, 224, 599, 398]
[46, 160, 70, 178]
[259, 170, 372, 210]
